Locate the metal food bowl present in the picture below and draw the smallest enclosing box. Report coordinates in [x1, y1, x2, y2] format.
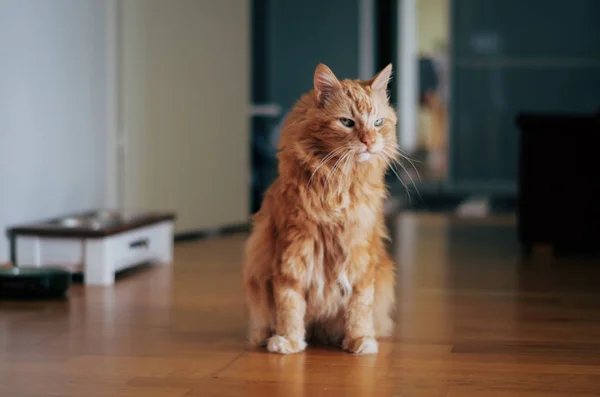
[48, 210, 143, 230]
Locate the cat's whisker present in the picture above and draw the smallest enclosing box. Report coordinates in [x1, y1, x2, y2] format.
[332, 149, 356, 185]
[313, 146, 346, 174]
[326, 149, 354, 186]
[384, 150, 421, 197]
[341, 149, 356, 177]
[324, 153, 346, 187]
[382, 148, 422, 202]
[391, 146, 421, 163]
[308, 146, 347, 188]
[379, 153, 412, 204]
[400, 158, 422, 182]
[392, 148, 423, 182]
[385, 146, 422, 183]
[394, 146, 419, 160]
[395, 158, 422, 202]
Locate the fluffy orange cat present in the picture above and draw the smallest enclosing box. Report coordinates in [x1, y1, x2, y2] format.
[243, 63, 397, 355]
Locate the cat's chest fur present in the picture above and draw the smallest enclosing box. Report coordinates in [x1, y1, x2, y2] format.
[302, 192, 381, 318]
[319, 185, 381, 230]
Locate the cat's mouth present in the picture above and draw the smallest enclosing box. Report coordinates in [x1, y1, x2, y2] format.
[358, 145, 383, 162]
[358, 152, 372, 163]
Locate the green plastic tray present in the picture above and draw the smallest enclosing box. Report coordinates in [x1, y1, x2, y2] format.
[0, 267, 71, 299]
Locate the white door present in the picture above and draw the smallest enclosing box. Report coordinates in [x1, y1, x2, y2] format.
[118, 0, 250, 233]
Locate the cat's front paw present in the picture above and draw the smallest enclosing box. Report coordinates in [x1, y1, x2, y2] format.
[266, 335, 307, 354]
[343, 336, 379, 355]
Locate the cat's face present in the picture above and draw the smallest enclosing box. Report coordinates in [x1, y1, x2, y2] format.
[309, 64, 398, 167]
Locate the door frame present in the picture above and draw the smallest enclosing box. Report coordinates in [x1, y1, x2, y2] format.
[397, 0, 419, 153]
[359, 0, 376, 80]
[104, 0, 120, 209]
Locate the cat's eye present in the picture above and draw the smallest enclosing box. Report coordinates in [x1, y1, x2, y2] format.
[374, 118, 384, 127]
[339, 118, 355, 128]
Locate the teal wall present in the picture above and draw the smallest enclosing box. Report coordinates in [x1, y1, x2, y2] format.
[450, 0, 600, 191]
[266, 0, 360, 111]
[250, 0, 362, 211]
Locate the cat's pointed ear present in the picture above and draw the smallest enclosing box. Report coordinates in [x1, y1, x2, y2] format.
[370, 63, 393, 93]
[314, 63, 340, 105]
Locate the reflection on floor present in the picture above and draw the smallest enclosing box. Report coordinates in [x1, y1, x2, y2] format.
[2, 213, 600, 396]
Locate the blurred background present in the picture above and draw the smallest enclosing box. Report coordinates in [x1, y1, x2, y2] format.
[1, 0, 600, 259]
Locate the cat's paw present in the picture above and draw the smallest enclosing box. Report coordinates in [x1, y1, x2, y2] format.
[266, 335, 307, 354]
[343, 336, 379, 355]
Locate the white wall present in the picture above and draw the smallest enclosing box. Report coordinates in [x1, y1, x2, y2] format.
[0, 0, 110, 262]
[120, 0, 251, 233]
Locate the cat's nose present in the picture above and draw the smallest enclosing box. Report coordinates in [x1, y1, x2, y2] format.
[360, 135, 376, 148]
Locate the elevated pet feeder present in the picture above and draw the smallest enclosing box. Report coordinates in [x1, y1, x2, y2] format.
[6, 210, 176, 286]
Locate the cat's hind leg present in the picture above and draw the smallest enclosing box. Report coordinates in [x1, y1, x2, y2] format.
[243, 216, 276, 347]
[245, 277, 274, 347]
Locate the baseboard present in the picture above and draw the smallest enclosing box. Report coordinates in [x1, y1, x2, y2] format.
[174, 223, 250, 243]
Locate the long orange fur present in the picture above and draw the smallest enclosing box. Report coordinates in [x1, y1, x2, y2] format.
[243, 63, 397, 354]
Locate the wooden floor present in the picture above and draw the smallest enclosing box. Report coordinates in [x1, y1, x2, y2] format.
[2, 213, 600, 396]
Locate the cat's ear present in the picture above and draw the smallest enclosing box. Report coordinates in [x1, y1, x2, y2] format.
[370, 63, 393, 93]
[314, 63, 340, 105]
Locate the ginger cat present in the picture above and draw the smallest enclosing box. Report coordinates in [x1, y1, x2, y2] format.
[243, 63, 397, 354]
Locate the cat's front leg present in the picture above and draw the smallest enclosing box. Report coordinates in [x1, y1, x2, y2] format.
[268, 276, 307, 354]
[343, 270, 378, 355]
[267, 239, 310, 354]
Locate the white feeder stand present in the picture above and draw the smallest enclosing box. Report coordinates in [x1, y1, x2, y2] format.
[7, 210, 175, 286]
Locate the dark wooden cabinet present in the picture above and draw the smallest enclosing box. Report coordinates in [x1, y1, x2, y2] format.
[516, 113, 600, 254]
